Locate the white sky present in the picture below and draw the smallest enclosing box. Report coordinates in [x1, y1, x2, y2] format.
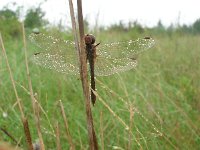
[1, 0, 200, 28]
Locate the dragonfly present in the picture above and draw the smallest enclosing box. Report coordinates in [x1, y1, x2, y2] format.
[29, 33, 155, 105]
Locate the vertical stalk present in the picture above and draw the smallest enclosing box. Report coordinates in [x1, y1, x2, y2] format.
[68, 0, 98, 149]
[59, 100, 75, 149]
[77, 0, 98, 149]
[22, 22, 45, 150]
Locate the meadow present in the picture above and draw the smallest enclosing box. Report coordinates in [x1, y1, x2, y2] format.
[0, 29, 200, 149]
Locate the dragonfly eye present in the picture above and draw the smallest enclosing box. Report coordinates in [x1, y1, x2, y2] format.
[85, 34, 95, 44]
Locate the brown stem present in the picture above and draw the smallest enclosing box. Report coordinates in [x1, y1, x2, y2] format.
[77, 0, 98, 149]
[55, 121, 61, 150]
[59, 100, 75, 149]
[0, 127, 20, 146]
[22, 22, 45, 150]
[22, 118, 34, 150]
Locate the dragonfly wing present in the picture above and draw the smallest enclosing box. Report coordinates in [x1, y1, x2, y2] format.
[95, 56, 137, 76]
[33, 52, 79, 74]
[29, 33, 79, 74]
[97, 37, 155, 58]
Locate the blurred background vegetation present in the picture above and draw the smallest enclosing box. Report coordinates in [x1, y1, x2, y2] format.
[1, 3, 200, 40]
[0, 2, 200, 150]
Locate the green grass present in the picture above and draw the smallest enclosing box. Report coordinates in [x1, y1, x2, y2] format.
[0, 31, 200, 149]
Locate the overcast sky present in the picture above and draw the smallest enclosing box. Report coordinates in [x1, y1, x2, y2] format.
[1, 0, 200, 28]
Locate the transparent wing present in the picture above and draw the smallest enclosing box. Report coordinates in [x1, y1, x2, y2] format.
[94, 37, 154, 76]
[97, 37, 155, 58]
[29, 33, 79, 74]
[29, 34, 154, 76]
[95, 56, 137, 76]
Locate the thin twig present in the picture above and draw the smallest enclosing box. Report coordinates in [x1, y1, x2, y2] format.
[0, 127, 20, 146]
[0, 33, 24, 119]
[15, 81, 55, 136]
[94, 90, 129, 130]
[35, 101, 46, 150]
[59, 100, 75, 149]
[55, 121, 61, 150]
[22, 22, 45, 150]
[68, 0, 80, 56]
[100, 111, 104, 150]
[128, 104, 134, 150]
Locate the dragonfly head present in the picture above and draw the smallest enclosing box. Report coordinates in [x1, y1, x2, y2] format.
[84, 34, 95, 45]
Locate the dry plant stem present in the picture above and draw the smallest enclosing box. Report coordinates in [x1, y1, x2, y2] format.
[96, 79, 177, 148]
[22, 118, 34, 150]
[35, 101, 46, 150]
[15, 81, 55, 135]
[22, 23, 45, 150]
[68, 0, 98, 149]
[59, 100, 75, 149]
[16, 136, 23, 149]
[94, 90, 129, 130]
[0, 33, 33, 150]
[68, 0, 80, 56]
[0, 34, 24, 119]
[0, 127, 20, 146]
[100, 111, 104, 150]
[77, 0, 98, 149]
[55, 121, 61, 150]
[128, 104, 134, 150]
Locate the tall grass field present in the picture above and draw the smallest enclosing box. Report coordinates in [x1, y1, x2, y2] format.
[0, 29, 200, 149]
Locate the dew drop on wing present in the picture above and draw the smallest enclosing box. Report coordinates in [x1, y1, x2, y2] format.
[29, 33, 80, 75]
[94, 37, 155, 76]
[30, 33, 155, 76]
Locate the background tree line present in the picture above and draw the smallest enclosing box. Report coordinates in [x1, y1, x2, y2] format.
[1, 4, 200, 40]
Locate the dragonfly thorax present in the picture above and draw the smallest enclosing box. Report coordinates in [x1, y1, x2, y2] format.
[84, 34, 95, 45]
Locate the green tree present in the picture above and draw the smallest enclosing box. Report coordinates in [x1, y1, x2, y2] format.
[24, 7, 48, 28]
[156, 20, 165, 32]
[192, 18, 200, 33]
[0, 7, 21, 39]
